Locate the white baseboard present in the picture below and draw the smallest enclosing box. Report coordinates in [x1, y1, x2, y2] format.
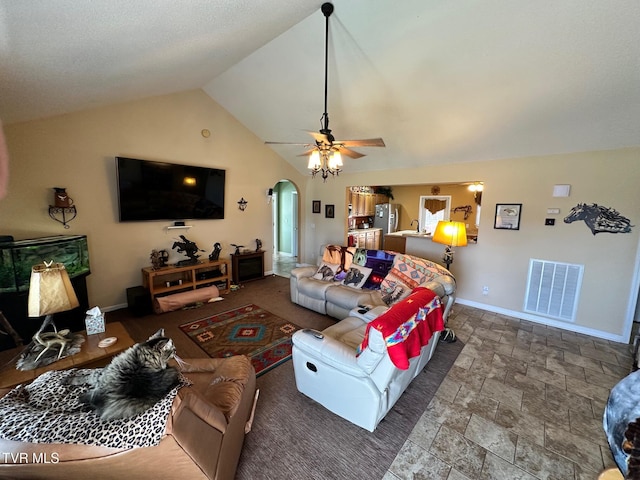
[102, 303, 127, 313]
[455, 297, 628, 344]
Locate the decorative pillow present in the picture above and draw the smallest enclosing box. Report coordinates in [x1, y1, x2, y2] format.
[341, 265, 373, 289]
[313, 262, 340, 281]
[352, 248, 368, 266]
[362, 250, 396, 290]
[379, 253, 452, 305]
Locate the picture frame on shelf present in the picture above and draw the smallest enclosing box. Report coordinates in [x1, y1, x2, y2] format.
[494, 203, 522, 230]
[312, 200, 321, 214]
[325, 204, 335, 219]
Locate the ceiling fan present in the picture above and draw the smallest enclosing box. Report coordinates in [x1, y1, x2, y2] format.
[265, 2, 385, 179]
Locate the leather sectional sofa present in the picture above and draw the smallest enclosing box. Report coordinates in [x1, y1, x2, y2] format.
[0, 356, 257, 480]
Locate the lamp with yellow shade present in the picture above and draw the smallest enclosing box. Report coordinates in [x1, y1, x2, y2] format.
[432, 221, 467, 270]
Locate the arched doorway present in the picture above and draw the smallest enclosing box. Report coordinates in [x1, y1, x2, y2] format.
[271, 180, 299, 277]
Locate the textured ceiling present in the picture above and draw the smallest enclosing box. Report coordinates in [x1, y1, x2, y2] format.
[1, 0, 639, 174]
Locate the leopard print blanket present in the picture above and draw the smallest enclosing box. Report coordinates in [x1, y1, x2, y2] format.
[0, 368, 187, 449]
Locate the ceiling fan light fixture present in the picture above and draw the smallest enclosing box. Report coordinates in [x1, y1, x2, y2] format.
[308, 150, 321, 170]
[328, 150, 342, 169]
[308, 147, 341, 181]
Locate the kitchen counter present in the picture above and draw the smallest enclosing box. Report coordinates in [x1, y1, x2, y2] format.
[348, 227, 382, 234]
[386, 230, 433, 238]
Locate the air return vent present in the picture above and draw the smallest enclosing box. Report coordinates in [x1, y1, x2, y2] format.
[524, 259, 584, 322]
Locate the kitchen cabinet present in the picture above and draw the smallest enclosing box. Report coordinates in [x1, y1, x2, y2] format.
[348, 228, 382, 249]
[348, 192, 384, 217]
[383, 235, 406, 253]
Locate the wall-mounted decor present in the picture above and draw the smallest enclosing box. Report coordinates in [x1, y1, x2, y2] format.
[494, 203, 522, 230]
[312, 200, 321, 214]
[49, 187, 77, 228]
[325, 204, 335, 218]
[564, 203, 633, 235]
[237, 197, 248, 211]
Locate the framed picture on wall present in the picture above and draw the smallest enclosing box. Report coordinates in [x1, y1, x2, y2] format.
[494, 203, 522, 230]
[325, 204, 335, 218]
[312, 200, 321, 214]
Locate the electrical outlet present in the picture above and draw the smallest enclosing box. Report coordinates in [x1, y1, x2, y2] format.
[482, 286, 489, 296]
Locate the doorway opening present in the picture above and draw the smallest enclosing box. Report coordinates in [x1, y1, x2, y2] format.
[271, 180, 299, 278]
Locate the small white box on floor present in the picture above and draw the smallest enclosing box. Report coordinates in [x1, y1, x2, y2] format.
[85, 306, 105, 335]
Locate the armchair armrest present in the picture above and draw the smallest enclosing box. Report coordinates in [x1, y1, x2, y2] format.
[173, 357, 228, 373]
[292, 329, 366, 377]
[290, 265, 317, 281]
[176, 386, 228, 433]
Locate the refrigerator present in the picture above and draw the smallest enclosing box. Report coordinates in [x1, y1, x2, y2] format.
[374, 204, 399, 248]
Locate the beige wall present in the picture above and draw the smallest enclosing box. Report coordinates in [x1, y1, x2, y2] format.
[2, 89, 639, 342]
[303, 149, 640, 341]
[1, 90, 307, 308]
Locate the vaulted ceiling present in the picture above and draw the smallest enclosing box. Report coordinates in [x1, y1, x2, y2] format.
[1, 1, 638, 175]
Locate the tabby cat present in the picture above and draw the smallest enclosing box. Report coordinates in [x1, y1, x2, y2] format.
[72, 329, 180, 421]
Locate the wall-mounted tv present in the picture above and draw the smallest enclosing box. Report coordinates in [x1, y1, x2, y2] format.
[116, 157, 225, 222]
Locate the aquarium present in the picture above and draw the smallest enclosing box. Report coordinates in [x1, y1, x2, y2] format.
[0, 235, 90, 293]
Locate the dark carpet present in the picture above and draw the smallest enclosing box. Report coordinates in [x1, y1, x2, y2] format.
[105, 275, 463, 480]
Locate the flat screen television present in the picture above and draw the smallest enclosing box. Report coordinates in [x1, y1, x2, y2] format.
[116, 157, 225, 222]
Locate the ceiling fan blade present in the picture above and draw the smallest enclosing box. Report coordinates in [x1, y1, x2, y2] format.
[305, 130, 332, 145]
[265, 141, 312, 146]
[296, 148, 317, 157]
[336, 146, 366, 159]
[336, 138, 386, 148]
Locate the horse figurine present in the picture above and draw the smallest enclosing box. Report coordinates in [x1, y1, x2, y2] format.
[172, 235, 205, 263]
[564, 203, 633, 235]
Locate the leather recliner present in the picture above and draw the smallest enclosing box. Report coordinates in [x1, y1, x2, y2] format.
[292, 288, 444, 432]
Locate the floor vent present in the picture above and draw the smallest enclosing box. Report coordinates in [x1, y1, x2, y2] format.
[524, 259, 584, 322]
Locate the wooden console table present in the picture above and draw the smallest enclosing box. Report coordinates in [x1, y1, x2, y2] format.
[141, 259, 231, 304]
[0, 321, 135, 389]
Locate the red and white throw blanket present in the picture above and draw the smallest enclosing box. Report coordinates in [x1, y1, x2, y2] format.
[357, 287, 444, 369]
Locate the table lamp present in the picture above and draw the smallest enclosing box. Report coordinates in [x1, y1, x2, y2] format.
[432, 221, 467, 270]
[13, 261, 81, 368]
[28, 261, 79, 320]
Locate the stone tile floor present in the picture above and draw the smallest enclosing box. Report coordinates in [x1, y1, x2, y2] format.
[272, 254, 298, 279]
[384, 305, 632, 480]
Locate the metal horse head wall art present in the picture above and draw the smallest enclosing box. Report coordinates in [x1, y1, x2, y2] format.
[564, 203, 633, 235]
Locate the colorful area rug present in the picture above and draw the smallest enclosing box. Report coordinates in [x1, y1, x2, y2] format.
[179, 304, 299, 377]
